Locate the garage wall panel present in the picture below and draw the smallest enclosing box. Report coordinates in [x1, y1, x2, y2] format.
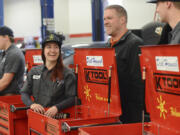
[4, 0, 41, 37]
[123, 0, 156, 29]
[69, 0, 92, 34]
[54, 0, 69, 34]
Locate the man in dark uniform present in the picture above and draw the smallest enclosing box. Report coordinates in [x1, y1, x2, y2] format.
[0, 26, 25, 96]
[147, 0, 180, 44]
[104, 5, 144, 123]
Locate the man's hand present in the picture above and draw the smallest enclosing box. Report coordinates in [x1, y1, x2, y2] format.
[44, 106, 58, 118]
[30, 103, 45, 114]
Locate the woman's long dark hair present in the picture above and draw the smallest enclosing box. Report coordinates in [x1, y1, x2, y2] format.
[41, 44, 64, 82]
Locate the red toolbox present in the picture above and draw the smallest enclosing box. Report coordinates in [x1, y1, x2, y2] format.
[78, 123, 143, 135]
[27, 48, 122, 135]
[79, 44, 180, 135]
[140, 44, 180, 135]
[0, 95, 28, 135]
[25, 49, 42, 72]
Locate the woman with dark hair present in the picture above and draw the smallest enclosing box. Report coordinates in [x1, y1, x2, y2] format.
[21, 33, 76, 118]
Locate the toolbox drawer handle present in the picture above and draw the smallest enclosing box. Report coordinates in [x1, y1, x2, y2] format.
[10, 105, 30, 112]
[0, 123, 8, 130]
[61, 121, 122, 133]
[29, 128, 42, 135]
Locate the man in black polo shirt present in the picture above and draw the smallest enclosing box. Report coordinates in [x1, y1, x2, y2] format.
[0, 26, 25, 96]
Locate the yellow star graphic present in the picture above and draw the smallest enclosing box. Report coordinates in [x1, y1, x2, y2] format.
[84, 85, 91, 102]
[156, 95, 168, 119]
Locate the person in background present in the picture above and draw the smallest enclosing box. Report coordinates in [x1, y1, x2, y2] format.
[21, 33, 77, 118]
[141, 21, 165, 45]
[0, 26, 25, 96]
[147, 0, 180, 44]
[104, 5, 145, 123]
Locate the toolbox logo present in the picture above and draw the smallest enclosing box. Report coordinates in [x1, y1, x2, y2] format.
[86, 56, 103, 67]
[156, 95, 180, 119]
[156, 95, 167, 119]
[84, 85, 92, 102]
[154, 73, 180, 95]
[84, 68, 108, 84]
[170, 107, 180, 118]
[155, 56, 179, 72]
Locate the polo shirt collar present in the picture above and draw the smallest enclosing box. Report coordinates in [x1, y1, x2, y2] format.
[5, 44, 15, 53]
[111, 30, 131, 46]
[170, 21, 180, 39]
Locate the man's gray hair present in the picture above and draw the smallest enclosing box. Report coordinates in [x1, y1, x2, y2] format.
[105, 5, 128, 22]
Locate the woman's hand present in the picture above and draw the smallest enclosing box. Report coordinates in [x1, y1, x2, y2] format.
[44, 106, 58, 118]
[30, 103, 45, 114]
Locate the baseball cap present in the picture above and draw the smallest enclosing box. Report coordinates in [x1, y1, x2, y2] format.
[0, 26, 14, 37]
[42, 33, 65, 48]
[147, 0, 180, 3]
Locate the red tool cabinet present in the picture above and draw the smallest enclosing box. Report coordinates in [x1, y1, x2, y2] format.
[79, 44, 180, 135]
[27, 48, 122, 135]
[25, 49, 42, 72]
[0, 95, 28, 135]
[78, 123, 143, 135]
[140, 45, 180, 135]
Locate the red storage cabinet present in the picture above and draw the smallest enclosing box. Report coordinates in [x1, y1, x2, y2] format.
[140, 44, 180, 135]
[0, 95, 28, 135]
[27, 48, 122, 135]
[79, 123, 143, 135]
[79, 44, 180, 135]
[25, 49, 42, 72]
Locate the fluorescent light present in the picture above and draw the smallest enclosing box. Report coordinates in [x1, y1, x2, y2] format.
[71, 44, 89, 48]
